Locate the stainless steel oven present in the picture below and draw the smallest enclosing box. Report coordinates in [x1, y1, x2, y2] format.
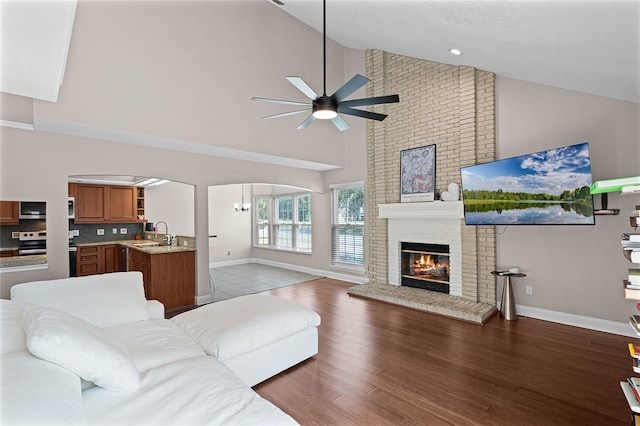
[17, 231, 46, 256]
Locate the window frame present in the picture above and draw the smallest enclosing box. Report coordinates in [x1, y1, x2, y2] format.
[330, 181, 365, 272]
[254, 192, 312, 253]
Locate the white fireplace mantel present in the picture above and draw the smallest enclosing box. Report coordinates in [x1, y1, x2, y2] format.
[378, 201, 463, 219]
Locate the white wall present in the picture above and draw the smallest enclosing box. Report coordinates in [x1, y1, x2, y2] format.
[33, 1, 350, 169]
[0, 1, 367, 300]
[208, 184, 253, 263]
[144, 181, 195, 237]
[496, 76, 640, 323]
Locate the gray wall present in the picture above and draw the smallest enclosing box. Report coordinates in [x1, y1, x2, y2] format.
[496, 76, 640, 322]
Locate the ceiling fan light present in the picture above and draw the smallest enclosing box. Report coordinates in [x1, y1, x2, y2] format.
[312, 107, 338, 119]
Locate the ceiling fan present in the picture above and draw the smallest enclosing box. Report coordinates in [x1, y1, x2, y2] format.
[251, 0, 400, 132]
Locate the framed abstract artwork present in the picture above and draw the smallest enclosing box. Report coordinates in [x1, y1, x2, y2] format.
[400, 144, 436, 202]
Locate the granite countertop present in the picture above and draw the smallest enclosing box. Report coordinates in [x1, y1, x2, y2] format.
[77, 240, 195, 255]
[0, 254, 47, 270]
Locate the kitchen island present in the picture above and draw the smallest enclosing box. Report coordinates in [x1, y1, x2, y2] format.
[77, 240, 196, 312]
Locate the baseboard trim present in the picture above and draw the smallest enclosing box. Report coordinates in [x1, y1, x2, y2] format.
[196, 294, 212, 305]
[510, 303, 635, 337]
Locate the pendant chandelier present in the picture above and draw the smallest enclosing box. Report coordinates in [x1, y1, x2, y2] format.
[233, 184, 251, 212]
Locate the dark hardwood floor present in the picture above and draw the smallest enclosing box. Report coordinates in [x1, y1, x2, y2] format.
[254, 278, 634, 425]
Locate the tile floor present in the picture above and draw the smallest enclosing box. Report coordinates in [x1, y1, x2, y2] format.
[209, 263, 322, 302]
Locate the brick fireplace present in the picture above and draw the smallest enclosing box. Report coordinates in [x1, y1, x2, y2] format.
[364, 49, 497, 306]
[379, 201, 464, 297]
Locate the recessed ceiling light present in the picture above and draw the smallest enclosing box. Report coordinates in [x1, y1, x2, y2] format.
[449, 49, 462, 56]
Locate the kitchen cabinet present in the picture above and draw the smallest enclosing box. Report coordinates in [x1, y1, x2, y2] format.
[77, 244, 122, 276]
[128, 248, 195, 311]
[77, 245, 101, 276]
[136, 188, 145, 220]
[74, 184, 139, 224]
[75, 184, 107, 223]
[0, 249, 18, 258]
[103, 244, 120, 273]
[0, 201, 20, 225]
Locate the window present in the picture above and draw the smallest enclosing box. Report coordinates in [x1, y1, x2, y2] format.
[331, 182, 364, 269]
[256, 196, 270, 245]
[255, 192, 312, 252]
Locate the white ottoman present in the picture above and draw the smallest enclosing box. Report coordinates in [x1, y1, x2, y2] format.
[171, 294, 321, 386]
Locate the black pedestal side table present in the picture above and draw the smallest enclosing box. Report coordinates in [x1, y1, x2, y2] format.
[491, 271, 527, 321]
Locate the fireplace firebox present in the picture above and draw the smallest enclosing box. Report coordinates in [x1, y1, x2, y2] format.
[400, 242, 450, 294]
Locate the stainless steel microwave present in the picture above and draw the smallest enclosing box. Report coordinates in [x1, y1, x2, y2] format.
[19, 201, 46, 219]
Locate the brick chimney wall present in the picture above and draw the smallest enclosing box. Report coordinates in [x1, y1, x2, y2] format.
[365, 49, 497, 304]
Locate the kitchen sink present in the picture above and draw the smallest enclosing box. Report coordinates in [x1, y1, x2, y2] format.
[133, 242, 159, 247]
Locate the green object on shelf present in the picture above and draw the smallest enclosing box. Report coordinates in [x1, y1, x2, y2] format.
[590, 176, 640, 194]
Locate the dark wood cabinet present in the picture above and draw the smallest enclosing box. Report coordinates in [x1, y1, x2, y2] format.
[77, 245, 102, 276]
[128, 248, 195, 311]
[107, 186, 137, 222]
[75, 184, 107, 223]
[103, 244, 120, 273]
[73, 184, 140, 224]
[77, 244, 121, 276]
[0, 201, 20, 225]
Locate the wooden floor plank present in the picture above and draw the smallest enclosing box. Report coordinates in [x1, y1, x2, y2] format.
[254, 279, 632, 425]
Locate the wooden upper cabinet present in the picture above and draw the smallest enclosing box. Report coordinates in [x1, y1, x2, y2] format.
[75, 184, 107, 223]
[73, 184, 137, 223]
[108, 186, 136, 222]
[68, 182, 77, 198]
[0, 201, 20, 225]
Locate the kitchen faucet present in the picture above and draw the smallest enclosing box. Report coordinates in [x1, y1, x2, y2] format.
[155, 221, 170, 244]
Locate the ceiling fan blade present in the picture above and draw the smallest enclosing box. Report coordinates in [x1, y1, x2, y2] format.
[338, 107, 388, 121]
[331, 74, 370, 102]
[251, 97, 311, 107]
[331, 115, 350, 132]
[339, 94, 400, 108]
[286, 76, 319, 100]
[262, 108, 312, 120]
[297, 115, 316, 130]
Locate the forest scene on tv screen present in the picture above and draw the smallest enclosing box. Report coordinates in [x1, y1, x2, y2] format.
[460, 142, 595, 225]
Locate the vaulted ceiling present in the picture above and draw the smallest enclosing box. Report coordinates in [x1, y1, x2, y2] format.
[268, 0, 640, 103]
[1, 1, 638, 104]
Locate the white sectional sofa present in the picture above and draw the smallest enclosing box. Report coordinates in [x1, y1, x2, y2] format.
[1, 272, 321, 425]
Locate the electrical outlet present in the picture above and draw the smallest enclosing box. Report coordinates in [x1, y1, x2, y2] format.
[97, 229, 104, 235]
[112, 228, 118, 234]
[526, 285, 533, 295]
[71, 230, 79, 236]
[227, 251, 231, 256]
[183, 241, 188, 246]
[120, 228, 127, 234]
[11, 232, 19, 239]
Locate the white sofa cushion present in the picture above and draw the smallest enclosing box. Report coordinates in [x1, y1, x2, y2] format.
[22, 305, 141, 393]
[104, 319, 206, 372]
[1, 299, 29, 354]
[82, 356, 298, 425]
[1, 351, 85, 425]
[171, 294, 321, 361]
[11, 272, 150, 328]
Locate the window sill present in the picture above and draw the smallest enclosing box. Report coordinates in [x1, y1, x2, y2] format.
[253, 245, 312, 255]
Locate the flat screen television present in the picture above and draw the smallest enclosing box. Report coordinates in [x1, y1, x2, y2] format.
[460, 142, 595, 225]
